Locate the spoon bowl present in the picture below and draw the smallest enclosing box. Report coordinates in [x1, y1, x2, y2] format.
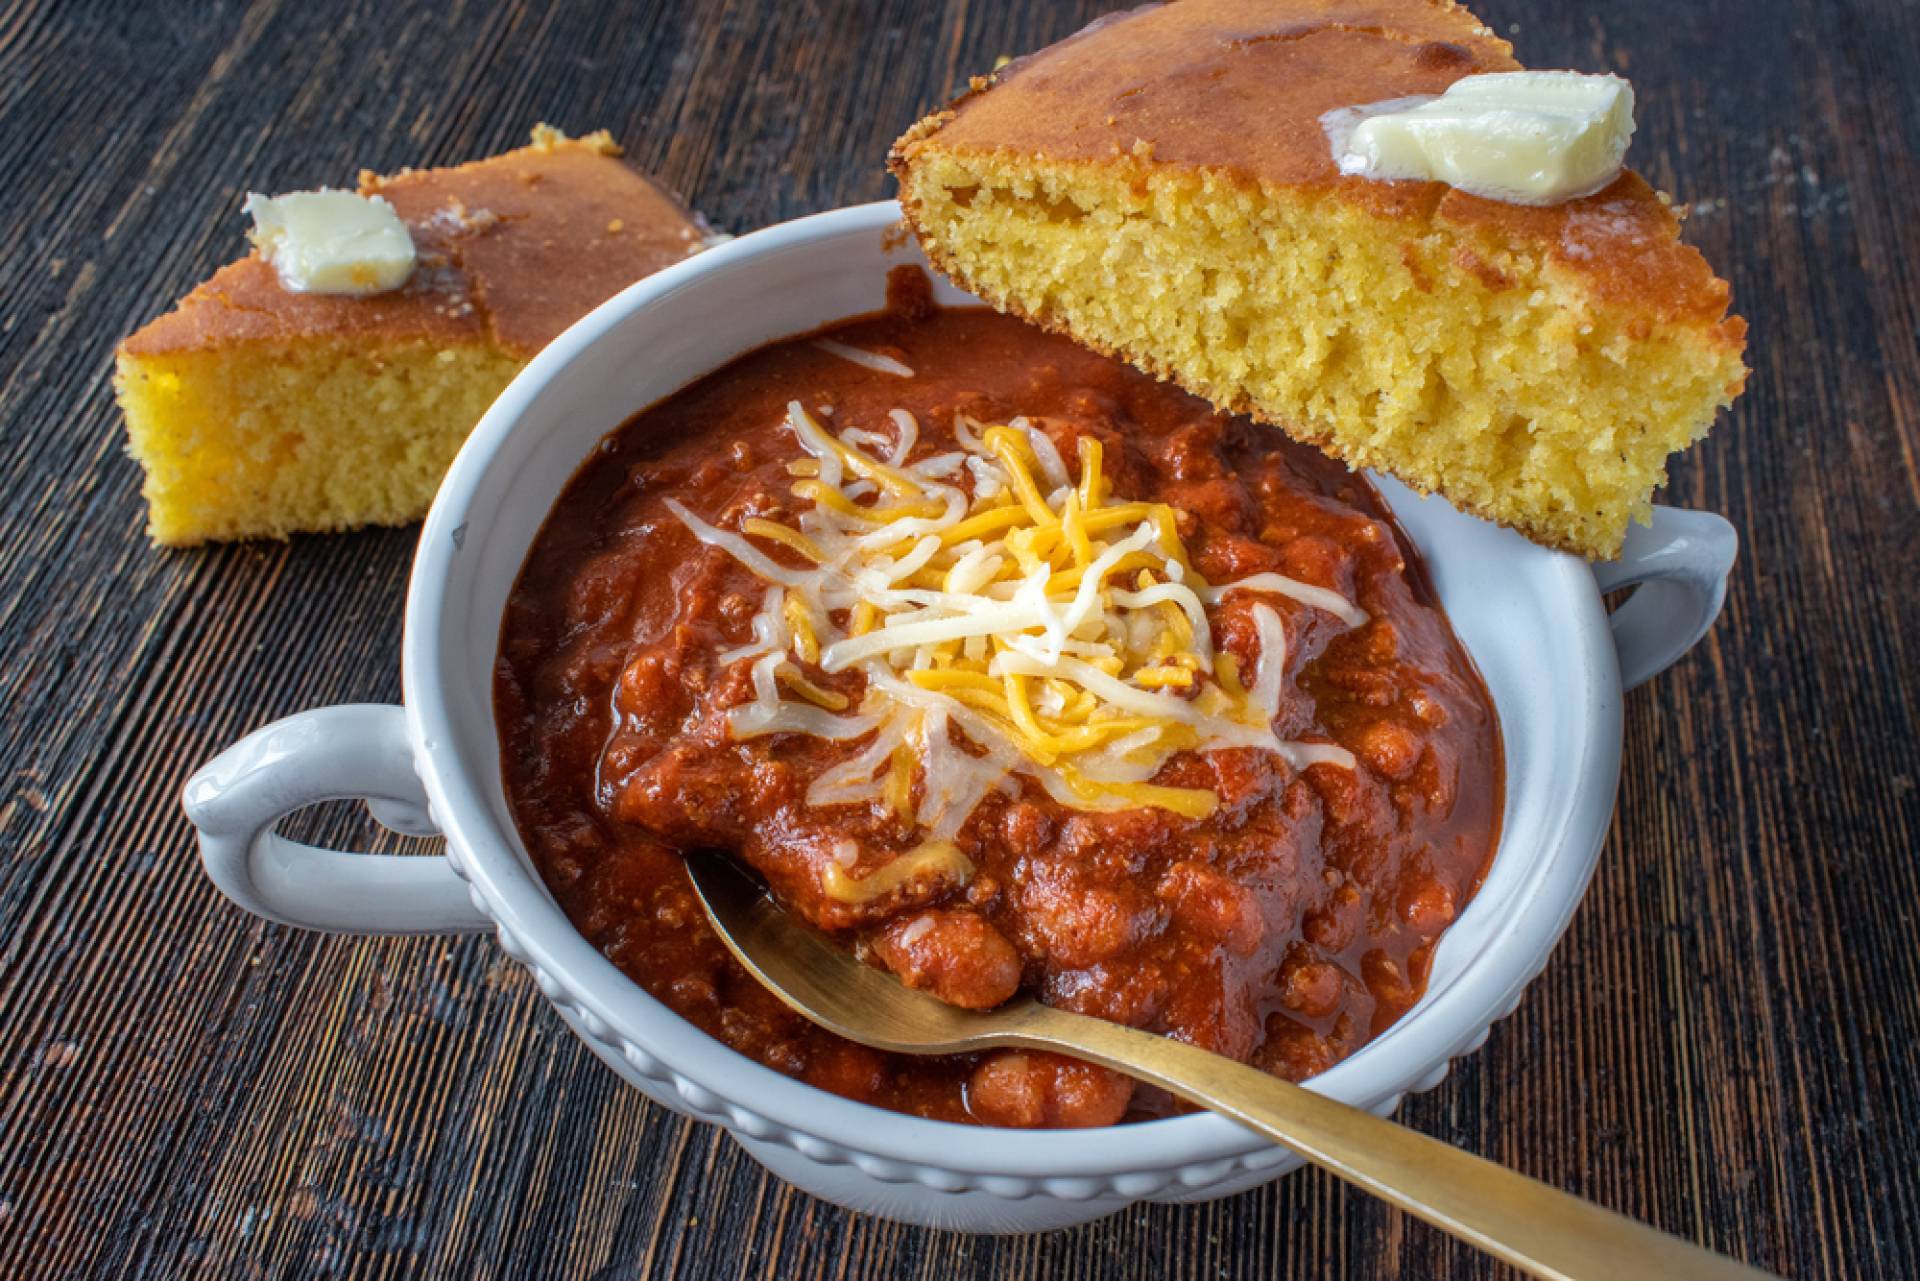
[685, 853, 1039, 1053]
[686, 851, 1770, 1281]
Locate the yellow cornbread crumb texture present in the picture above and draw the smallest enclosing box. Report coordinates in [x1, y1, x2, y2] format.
[116, 340, 520, 546]
[900, 154, 1746, 559]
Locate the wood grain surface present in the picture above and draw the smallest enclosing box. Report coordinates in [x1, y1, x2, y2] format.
[1, 0, 1914, 1276]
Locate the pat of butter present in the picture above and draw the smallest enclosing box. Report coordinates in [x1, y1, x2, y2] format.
[243, 189, 416, 295]
[1326, 71, 1635, 206]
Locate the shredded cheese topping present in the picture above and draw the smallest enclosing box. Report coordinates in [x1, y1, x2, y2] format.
[814, 339, 915, 379]
[669, 402, 1365, 859]
[822, 841, 974, 904]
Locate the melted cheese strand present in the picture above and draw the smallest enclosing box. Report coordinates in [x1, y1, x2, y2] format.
[1248, 603, 1289, 720]
[1011, 417, 1072, 491]
[983, 427, 1058, 527]
[1205, 572, 1370, 629]
[814, 338, 915, 378]
[823, 842, 974, 903]
[730, 651, 879, 740]
[668, 499, 811, 588]
[1110, 580, 1213, 663]
[718, 586, 788, 665]
[886, 409, 920, 465]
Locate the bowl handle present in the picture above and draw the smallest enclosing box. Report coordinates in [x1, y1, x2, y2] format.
[182, 704, 491, 935]
[1591, 507, 1738, 691]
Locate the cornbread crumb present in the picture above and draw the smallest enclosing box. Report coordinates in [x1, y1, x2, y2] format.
[531, 122, 621, 156]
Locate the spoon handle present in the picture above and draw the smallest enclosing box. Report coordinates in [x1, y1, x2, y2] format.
[1005, 1007, 1772, 1281]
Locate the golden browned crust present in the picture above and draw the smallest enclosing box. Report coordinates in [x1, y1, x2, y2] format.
[902, 1, 1510, 184]
[121, 126, 708, 363]
[116, 253, 488, 356]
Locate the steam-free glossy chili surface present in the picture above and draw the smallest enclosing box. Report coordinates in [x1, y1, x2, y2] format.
[497, 280, 1502, 1126]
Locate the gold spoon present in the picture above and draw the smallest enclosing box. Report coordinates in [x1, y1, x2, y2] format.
[687, 853, 1771, 1279]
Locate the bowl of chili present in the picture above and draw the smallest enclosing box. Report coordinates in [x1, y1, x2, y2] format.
[183, 201, 1735, 1233]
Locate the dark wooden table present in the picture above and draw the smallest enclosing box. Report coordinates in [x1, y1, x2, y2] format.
[3, 0, 1914, 1276]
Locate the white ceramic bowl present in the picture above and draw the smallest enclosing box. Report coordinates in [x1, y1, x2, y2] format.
[183, 201, 1736, 1234]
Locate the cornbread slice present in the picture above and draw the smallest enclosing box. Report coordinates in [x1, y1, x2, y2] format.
[116, 126, 711, 546]
[890, 0, 1748, 559]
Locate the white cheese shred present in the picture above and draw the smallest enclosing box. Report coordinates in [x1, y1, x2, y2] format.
[814, 338, 915, 378]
